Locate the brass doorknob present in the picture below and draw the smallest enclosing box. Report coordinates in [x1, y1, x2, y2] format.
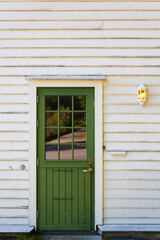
[83, 168, 92, 173]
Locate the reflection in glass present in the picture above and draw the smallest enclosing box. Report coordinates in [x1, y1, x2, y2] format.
[45, 128, 58, 143]
[59, 112, 72, 127]
[45, 145, 58, 160]
[45, 112, 58, 127]
[60, 145, 72, 160]
[60, 96, 72, 110]
[74, 128, 86, 144]
[60, 128, 72, 144]
[74, 145, 86, 160]
[74, 113, 86, 127]
[74, 96, 86, 110]
[45, 96, 58, 110]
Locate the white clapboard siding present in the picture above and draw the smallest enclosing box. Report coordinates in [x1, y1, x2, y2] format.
[104, 199, 160, 208]
[0, 190, 28, 199]
[0, 142, 28, 151]
[104, 86, 160, 95]
[103, 21, 160, 29]
[104, 180, 160, 190]
[0, 171, 28, 180]
[0, 39, 106, 48]
[104, 218, 160, 225]
[106, 76, 160, 85]
[104, 171, 160, 180]
[0, 86, 28, 94]
[0, 21, 103, 30]
[104, 105, 160, 114]
[1, 39, 160, 48]
[104, 133, 160, 142]
[0, 199, 28, 208]
[104, 78, 160, 223]
[0, 180, 28, 190]
[0, 218, 28, 225]
[104, 161, 160, 171]
[104, 152, 160, 161]
[1, 49, 160, 57]
[0, 209, 28, 218]
[0, 95, 29, 104]
[0, 152, 29, 161]
[1, 30, 160, 39]
[104, 209, 160, 218]
[0, 123, 28, 131]
[104, 152, 160, 162]
[106, 132, 160, 142]
[1, 2, 160, 10]
[104, 114, 160, 123]
[1, 21, 160, 30]
[104, 123, 160, 132]
[104, 95, 160, 105]
[0, 133, 28, 141]
[1, 12, 160, 20]
[104, 189, 160, 199]
[1, 58, 160, 66]
[0, 77, 28, 85]
[1, 67, 160, 76]
[0, 160, 28, 168]
[0, 114, 29, 123]
[105, 142, 160, 151]
[0, 104, 28, 113]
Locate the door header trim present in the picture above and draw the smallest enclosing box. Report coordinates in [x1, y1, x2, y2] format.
[26, 75, 106, 81]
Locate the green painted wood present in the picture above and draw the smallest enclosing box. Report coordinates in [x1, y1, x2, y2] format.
[66, 168, 72, 226]
[72, 168, 78, 226]
[79, 168, 85, 226]
[85, 172, 91, 228]
[53, 168, 60, 226]
[37, 88, 94, 231]
[60, 168, 66, 226]
[47, 168, 53, 226]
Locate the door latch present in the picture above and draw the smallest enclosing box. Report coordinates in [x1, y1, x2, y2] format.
[83, 168, 92, 173]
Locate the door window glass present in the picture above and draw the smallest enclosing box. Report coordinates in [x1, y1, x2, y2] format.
[45, 95, 87, 160]
[45, 96, 58, 110]
[74, 96, 86, 110]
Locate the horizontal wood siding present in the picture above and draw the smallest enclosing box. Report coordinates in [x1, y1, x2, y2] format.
[1, 2, 160, 76]
[103, 76, 160, 224]
[0, 1, 160, 228]
[0, 77, 29, 226]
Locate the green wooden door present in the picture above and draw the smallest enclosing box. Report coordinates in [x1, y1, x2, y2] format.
[37, 88, 94, 231]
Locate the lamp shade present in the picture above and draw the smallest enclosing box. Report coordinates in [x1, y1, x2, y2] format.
[137, 84, 147, 105]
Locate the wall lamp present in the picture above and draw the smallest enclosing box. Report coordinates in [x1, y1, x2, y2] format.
[137, 84, 147, 106]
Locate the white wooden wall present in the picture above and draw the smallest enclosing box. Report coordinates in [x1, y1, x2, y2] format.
[0, 0, 160, 229]
[103, 76, 160, 225]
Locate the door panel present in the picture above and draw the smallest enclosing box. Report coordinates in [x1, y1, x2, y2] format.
[37, 88, 94, 231]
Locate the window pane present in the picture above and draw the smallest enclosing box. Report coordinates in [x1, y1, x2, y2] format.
[74, 128, 86, 144]
[46, 145, 58, 160]
[74, 113, 86, 127]
[60, 96, 72, 110]
[60, 145, 72, 160]
[45, 128, 58, 144]
[59, 112, 72, 127]
[74, 145, 86, 160]
[45, 112, 58, 127]
[45, 96, 58, 110]
[60, 128, 72, 144]
[74, 96, 86, 110]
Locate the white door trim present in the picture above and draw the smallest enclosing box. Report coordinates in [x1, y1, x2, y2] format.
[27, 77, 103, 230]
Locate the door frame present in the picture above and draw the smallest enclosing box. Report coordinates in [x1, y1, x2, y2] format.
[27, 76, 104, 230]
